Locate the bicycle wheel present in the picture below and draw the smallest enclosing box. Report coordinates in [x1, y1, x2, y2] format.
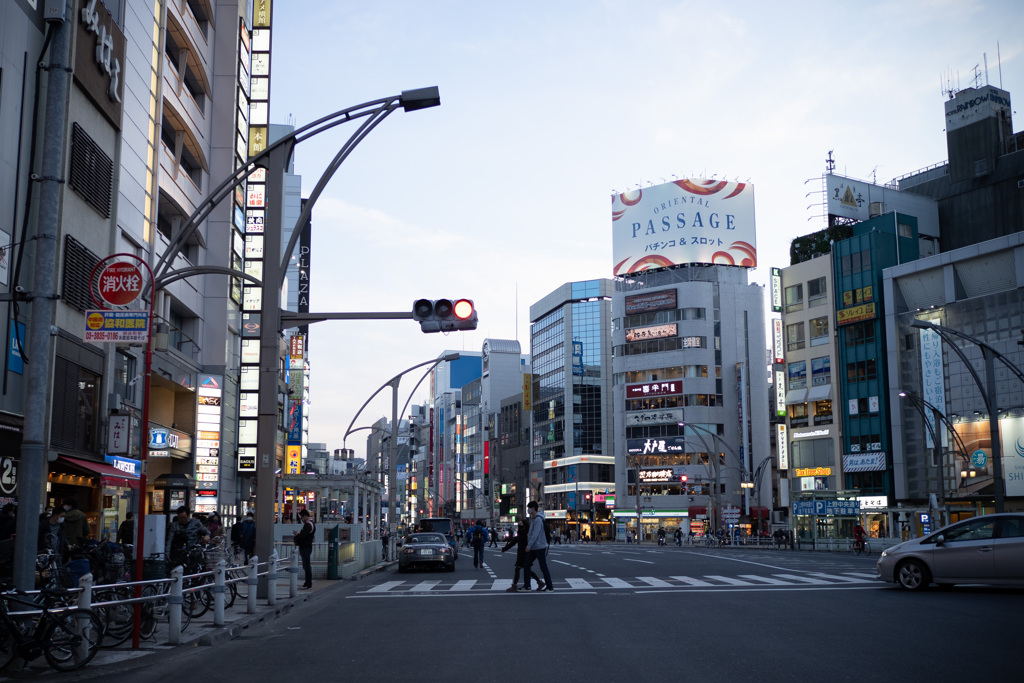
[43, 608, 103, 672]
[94, 588, 133, 648]
[183, 578, 210, 618]
[231, 568, 249, 601]
[853, 543, 863, 555]
[0, 624, 16, 670]
[139, 586, 159, 640]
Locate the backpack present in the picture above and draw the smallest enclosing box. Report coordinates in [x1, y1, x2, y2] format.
[472, 527, 484, 544]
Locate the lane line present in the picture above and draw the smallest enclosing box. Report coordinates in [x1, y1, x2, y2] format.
[602, 577, 632, 588]
[624, 558, 654, 564]
[410, 580, 441, 592]
[773, 574, 830, 584]
[704, 575, 755, 586]
[736, 574, 793, 585]
[450, 580, 476, 591]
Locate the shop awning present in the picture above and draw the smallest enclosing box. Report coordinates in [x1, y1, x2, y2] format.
[688, 506, 707, 516]
[58, 456, 139, 490]
[785, 389, 808, 405]
[747, 506, 770, 518]
[807, 384, 832, 402]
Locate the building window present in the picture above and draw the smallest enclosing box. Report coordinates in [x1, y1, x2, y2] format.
[844, 321, 875, 346]
[785, 284, 803, 312]
[50, 358, 100, 453]
[809, 317, 829, 346]
[813, 400, 832, 425]
[807, 277, 827, 307]
[846, 359, 877, 383]
[788, 402, 809, 428]
[811, 356, 831, 385]
[114, 350, 136, 403]
[786, 322, 805, 351]
[788, 361, 806, 389]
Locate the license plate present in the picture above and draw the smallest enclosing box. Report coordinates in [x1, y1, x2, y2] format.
[420, 549, 434, 555]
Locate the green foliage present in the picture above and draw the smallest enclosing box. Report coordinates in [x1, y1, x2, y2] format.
[789, 224, 852, 264]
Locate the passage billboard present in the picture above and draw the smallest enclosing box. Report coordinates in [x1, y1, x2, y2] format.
[612, 178, 756, 277]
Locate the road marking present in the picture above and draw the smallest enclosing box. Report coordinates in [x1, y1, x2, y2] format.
[737, 574, 793, 585]
[566, 577, 593, 590]
[410, 580, 441, 592]
[366, 581, 404, 593]
[451, 580, 476, 591]
[843, 572, 878, 579]
[805, 572, 873, 583]
[624, 558, 654, 564]
[669, 576, 716, 587]
[490, 580, 512, 591]
[602, 577, 632, 588]
[703, 575, 755, 586]
[637, 576, 673, 587]
[773, 574, 830, 584]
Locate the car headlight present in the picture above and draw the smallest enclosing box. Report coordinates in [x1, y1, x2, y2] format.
[880, 549, 888, 558]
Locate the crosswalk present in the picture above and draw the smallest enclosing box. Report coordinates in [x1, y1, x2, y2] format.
[356, 571, 879, 595]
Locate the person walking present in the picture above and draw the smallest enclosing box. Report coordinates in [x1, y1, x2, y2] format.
[523, 501, 553, 592]
[38, 508, 67, 554]
[489, 527, 498, 548]
[117, 512, 135, 546]
[471, 519, 487, 569]
[0, 503, 16, 541]
[501, 519, 541, 592]
[239, 512, 256, 561]
[62, 498, 90, 549]
[293, 509, 316, 589]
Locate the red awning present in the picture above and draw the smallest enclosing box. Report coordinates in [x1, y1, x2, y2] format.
[688, 506, 707, 516]
[58, 456, 139, 490]
[748, 506, 770, 518]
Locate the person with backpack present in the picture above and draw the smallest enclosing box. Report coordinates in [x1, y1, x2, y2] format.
[292, 509, 316, 589]
[470, 519, 488, 569]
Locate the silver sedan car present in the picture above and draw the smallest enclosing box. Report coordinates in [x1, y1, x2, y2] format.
[876, 513, 1024, 590]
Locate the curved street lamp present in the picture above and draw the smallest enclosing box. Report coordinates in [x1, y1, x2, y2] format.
[345, 354, 459, 559]
[910, 320, 1024, 512]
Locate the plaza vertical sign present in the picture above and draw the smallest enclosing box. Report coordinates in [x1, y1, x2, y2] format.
[195, 375, 223, 514]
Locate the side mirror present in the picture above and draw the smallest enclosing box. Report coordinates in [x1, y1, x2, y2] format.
[934, 534, 945, 547]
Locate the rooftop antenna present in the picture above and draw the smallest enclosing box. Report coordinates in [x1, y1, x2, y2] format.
[969, 63, 983, 89]
[941, 67, 960, 100]
[869, 165, 878, 184]
[825, 150, 835, 173]
[997, 42, 1003, 89]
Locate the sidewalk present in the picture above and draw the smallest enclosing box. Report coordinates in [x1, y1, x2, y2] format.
[2, 561, 395, 678]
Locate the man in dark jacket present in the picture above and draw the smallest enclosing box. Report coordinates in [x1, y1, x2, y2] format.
[292, 509, 316, 589]
[117, 512, 135, 545]
[501, 519, 541, 592]
[62, 498, 90, 548]
[470, 519, 488, 569]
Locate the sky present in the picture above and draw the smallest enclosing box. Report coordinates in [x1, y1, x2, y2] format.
[268, 1, 1024, 462]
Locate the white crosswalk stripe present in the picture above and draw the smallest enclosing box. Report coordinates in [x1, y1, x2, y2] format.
[357, 571, 880, 595]
[772, 574, 831, 584]
[737, 575, 792, 585]
[637, 576, 673, 587]
[703, 575, 756, 586]
[669, 576, 716, 587]
[601, 578, 632, 588]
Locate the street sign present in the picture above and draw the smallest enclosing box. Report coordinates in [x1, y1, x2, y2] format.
[97, 261, 144, 306]
[84, 310, 149, 343]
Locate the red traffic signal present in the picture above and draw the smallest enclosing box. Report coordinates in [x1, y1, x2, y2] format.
[680, 475, 688, 482]
[413, 299, 478, 333]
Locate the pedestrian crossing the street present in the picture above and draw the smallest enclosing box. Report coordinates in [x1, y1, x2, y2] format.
[354, 571, 880, 596]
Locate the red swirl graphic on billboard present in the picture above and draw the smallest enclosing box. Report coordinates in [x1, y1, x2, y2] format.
[710, 241, 757, 267]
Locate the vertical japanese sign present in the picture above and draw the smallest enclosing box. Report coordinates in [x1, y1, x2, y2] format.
[919, 327, 945, 449]
[195, 375, 223, 513]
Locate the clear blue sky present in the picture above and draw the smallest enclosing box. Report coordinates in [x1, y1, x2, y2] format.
[269, 1, 1024, 461]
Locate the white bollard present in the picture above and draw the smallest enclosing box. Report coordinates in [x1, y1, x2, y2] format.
[289, 552, 299, 598]
[267, 551, 279, 606]
[246, 555, 258, 614]
[213, 560, 226, 626]
[168, 566, 184, 645]
[76, 572, 94, 660]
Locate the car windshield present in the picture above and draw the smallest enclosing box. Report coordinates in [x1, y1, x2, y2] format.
[408, 534, 445, 545]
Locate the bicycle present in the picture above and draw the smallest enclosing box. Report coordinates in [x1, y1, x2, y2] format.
[853, 538, 871, 556]
[0, 587, 104, 672]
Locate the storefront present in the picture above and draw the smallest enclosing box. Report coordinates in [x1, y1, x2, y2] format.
[48, 456, 138, 540]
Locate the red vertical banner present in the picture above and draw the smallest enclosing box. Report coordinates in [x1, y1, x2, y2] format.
[484, 440, 489, 475]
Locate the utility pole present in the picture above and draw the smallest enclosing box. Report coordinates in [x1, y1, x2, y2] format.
[13, 1, 72, 590]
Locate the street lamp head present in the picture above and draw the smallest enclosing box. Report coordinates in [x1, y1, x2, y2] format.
[442, 353, 460, 362]
[400, 86, 441, 112]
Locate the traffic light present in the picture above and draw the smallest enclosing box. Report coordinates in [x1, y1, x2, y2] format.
[413, 298, 478, 333]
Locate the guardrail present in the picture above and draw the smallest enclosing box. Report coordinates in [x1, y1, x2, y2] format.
[68, 551, 299, 647]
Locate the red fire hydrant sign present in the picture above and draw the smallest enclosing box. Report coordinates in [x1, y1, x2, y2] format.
[97, 262, 144, 307]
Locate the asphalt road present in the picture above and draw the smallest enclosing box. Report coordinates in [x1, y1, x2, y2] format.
[65, 543, 1024, 682]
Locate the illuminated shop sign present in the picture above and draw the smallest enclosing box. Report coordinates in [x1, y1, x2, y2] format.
[625, 323, 677, 342]
[624, 289, 677, 315]
[626, 381, 681, 399]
